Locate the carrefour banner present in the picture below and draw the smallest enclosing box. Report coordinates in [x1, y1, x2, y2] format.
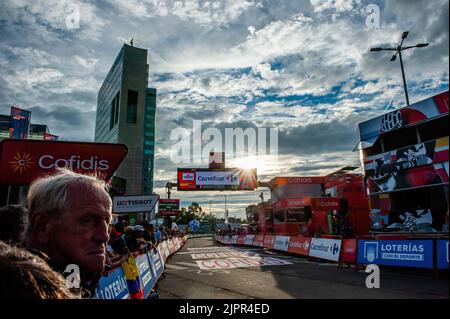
[136, 254, 155, 298]
[357, 240, 434, 269]
[309, 238, 341, 262]
[273, 236, 290, 252]
[437, 240, 449, 270]
[94, 267, 130, 299]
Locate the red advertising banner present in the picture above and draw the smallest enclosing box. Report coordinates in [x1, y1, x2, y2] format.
[341, 239, 358, 264]
[263, 234, 275, 249]
[0, 139, 128, 184]
[252, 234, 264, 247]
[310, 198, 341, 210]
[273, 198, 308, 209]
[269, 176, 326, 188]
[237, 235, 246, 245]
[288, 236, 311, 256]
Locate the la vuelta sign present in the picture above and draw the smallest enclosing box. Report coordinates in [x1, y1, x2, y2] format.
[0, 139, 128, 184]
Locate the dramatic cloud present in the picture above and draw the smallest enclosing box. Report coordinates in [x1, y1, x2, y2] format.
[1, 0, 448, 218]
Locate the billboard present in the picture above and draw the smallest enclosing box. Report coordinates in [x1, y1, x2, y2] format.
[177, 168, 257, 191]
[113, 195, 159, 213]
[9, 106, 31, 139]
[0, 139, 128, 185]
[158, 199, 180, 216]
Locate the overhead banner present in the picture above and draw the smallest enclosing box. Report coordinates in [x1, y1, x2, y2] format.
[309, 238, 342, 262]
[0, 139, 128, 185]
[357, 240, 434, 269]
[113, 195, 159, 213]
[177, 168, 257, 191]
[94, 267, 130, 299]
[9, 106, 31, 139]
[158, 199, 180, 216]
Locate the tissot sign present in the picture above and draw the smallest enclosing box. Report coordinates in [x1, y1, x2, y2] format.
[113, 195, 159, 213]
[0, 139, 128, 184]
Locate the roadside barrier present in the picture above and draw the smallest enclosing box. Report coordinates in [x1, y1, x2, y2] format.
[94, 235, 187, 299]
[213, 233, 449, 272]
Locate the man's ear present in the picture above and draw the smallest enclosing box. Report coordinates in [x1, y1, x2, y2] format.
[29, 211, 55, 245]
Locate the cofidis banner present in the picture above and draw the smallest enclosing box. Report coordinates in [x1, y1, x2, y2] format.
[94, 267, 130, 299]
[437, 239, 449, 269]
[136, 254, 155, 298]
[357, 240, 434, 269]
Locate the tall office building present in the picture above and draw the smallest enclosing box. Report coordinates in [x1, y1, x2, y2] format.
[95, 44, 156, 195]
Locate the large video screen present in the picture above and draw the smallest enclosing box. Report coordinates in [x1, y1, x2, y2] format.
[177, 168, 257, 191]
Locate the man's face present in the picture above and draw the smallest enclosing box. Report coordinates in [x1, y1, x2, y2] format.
[49, 184, 111, 273]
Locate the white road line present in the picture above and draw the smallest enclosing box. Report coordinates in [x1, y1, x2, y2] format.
[176, 262, 199, 267]
[165, 264, 189, 270]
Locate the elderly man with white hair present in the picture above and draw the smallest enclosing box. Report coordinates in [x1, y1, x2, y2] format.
[26, 169, 112, 297]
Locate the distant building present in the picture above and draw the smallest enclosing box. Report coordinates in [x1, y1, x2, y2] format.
[94, 44, 156, 195]
[0, 114, 56, 142]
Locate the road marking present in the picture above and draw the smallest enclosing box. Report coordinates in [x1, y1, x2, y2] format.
[196, 256, 292, 270]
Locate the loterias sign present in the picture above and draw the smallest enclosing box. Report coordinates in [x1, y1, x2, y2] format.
[0, 139, 128, 184]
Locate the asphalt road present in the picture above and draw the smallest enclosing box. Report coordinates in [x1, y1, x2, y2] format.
[156, 237, 448, 299]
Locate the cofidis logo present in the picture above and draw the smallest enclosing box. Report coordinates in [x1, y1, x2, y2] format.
[9, 152, 34, 174]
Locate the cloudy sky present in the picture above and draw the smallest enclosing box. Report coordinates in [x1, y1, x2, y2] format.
[0, 0, 448, 219]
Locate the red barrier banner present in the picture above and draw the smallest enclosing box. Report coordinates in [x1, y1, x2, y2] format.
[288, 236, 311, 256]
[237, 235, 246, 245]
[263, 235, 275, 249]
[342, 239, 358, 263]
[253, 235, 264, 247]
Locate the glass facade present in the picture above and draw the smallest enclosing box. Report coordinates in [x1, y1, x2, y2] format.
[143, 88, 156, 194]
[95, 44, 156, 195]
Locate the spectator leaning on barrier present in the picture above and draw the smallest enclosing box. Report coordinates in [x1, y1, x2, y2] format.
[25, 169, 112, 298]
[0, 240, 79, 299]
[0, 205, 29, 246]
[143, 222, 157, 246]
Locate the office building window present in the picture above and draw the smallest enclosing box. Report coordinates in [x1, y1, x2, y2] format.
[109, 91, 120, 130]
[127, 90, 138, 124]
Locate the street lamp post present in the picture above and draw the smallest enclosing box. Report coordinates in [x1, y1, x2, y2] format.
[370, 31, 429, 106]
[224, 195, 228, 224]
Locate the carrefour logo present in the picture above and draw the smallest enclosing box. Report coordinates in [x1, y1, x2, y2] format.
[226, 174, 238, 183]
[330, 243, 340, 255]
[9, 152, 34, 174]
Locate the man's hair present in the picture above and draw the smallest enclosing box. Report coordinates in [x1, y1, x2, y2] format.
[0, 205, 28, 244]
[26, 169, 111, 235]
[0, 240, 79, 299]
